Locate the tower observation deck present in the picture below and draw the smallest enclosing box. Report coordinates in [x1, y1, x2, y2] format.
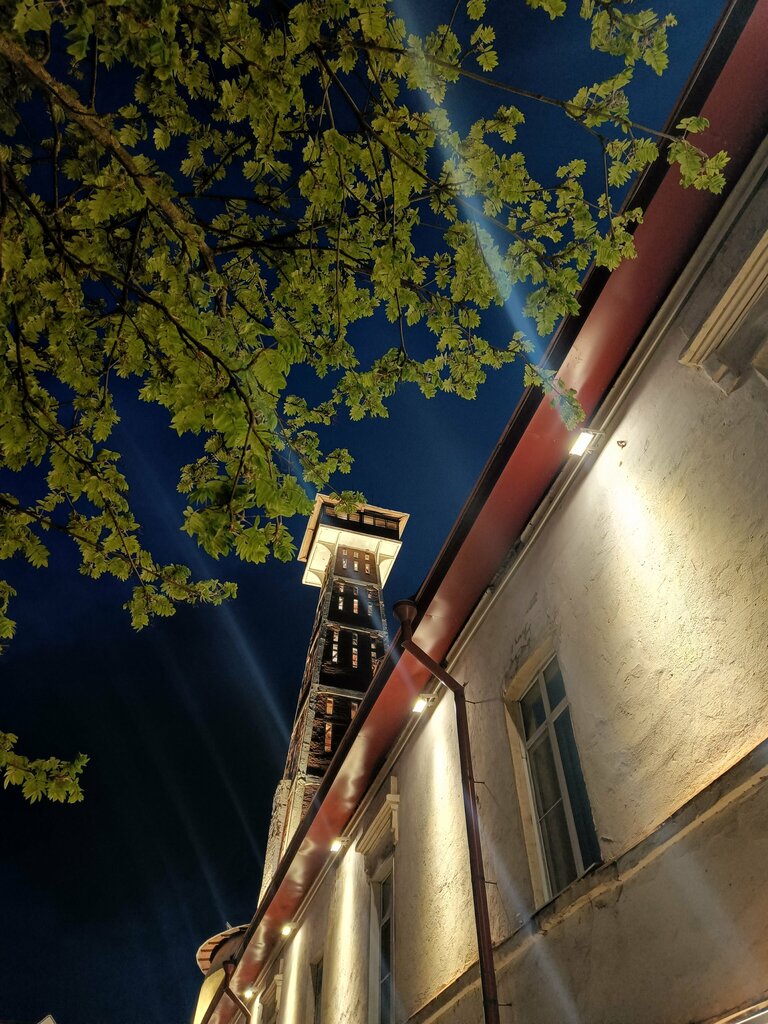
[259, 495, 408, 899]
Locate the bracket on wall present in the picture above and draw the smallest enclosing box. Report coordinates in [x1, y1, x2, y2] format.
[357, 777, 399, 875]
[681, 224, 768, 394]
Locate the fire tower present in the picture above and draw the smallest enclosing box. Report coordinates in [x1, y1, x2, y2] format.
[259, 495, 408, 899]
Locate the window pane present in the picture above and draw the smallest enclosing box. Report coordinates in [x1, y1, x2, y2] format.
[379, 977, 391, 1024]
[380, 875, 392, 919]
[312, 960, 323, 1024]
[529, 733, 561, 816]
[379, 918, 391, 982]
[554, 709, 601, 870]
[520, 680, 546, 738]
[543, 659, 566, 709]
[540, 801, 577, 894]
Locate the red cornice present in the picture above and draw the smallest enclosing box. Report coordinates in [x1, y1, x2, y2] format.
[200, 2, 768, 1017]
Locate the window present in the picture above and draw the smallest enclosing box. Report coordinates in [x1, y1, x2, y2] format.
[337, 584, 344, 611]
[370, 639, 378, 670]
[324, 721, 333, 753]
[353, 587, 359, 615]
[518, 657, 600, 898]
[350, 701, 359, 719]
[364, 551, 371, 575]
[331, 628, 339, 664]
[370, 869, 394, 1024]
[352, 633, 358, 669]
[326, 696, 334, 715]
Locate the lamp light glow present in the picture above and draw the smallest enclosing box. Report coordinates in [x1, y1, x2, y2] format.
[413, 697, 428, 713]
[244, 989, 254, 1000]
[330, 838, 343, 853]
[569, 430, 596, 457]
[280, 924, 293, 937]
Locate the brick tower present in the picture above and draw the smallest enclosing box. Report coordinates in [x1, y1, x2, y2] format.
[259, 495, 408, 899]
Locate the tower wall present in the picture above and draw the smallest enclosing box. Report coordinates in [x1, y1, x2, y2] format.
[258, 498, 407, 899]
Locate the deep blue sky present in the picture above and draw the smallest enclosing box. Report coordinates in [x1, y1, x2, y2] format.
[0, 3, 727, 1022]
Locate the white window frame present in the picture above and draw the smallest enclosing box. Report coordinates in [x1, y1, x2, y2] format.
[505, 649, 599, 905]
[367, 860, 395, 1024]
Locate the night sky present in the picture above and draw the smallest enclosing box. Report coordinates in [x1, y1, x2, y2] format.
[1, 3, 727, 1022]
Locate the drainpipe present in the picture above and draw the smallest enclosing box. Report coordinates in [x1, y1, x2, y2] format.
[222, 959, 253, 1020]
[393, 601, 501, 1024]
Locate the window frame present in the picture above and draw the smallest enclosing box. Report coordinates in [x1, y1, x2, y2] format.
[367, 860, 395, 1024]
[505, 651, 600, 905]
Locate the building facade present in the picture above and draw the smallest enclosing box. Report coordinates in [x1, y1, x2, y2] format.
[193, 4, 768, 1024]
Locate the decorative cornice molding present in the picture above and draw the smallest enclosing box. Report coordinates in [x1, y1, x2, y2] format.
[357, 777, 399, 859]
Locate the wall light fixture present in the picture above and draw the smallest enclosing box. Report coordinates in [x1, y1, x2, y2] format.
[569, 429, 602, 457]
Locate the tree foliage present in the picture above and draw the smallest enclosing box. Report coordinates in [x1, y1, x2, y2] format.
[0, 0, 728, 799]
[1, 730, 88, 801]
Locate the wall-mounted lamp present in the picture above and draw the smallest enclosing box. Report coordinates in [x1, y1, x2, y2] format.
[569, 429, 602, 457]
[280, 923, 293, 937]
[244, 989, 254, 1000]
[412, 694, 437, 714]
[330, 837, 347, 853]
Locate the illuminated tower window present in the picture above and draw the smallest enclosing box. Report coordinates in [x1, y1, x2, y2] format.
[331, 628, 339, 664]
[324, 722, 332, 753]
[353, 550, 359, 571]
[326, 696, 334, 715]
[352, 633, 359, 669]
[365, 551, 371, 574]
[350, 701, 359, 719]
[353, 587, 359, 615]
[371, 639, 378, 669]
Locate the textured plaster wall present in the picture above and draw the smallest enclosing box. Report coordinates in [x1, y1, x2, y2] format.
[316, 846, 370, 1024]
[255, 843, 364, 1024]
[453, 322, 768, 883]
[446, 759, 768, 1024]
[390, 697, 477, 1017]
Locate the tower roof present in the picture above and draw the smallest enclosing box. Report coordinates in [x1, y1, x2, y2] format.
[196, 924, 249, 975]
[297, 495, 409, 588]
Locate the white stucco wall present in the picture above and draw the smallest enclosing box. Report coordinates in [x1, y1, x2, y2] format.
[390, 697, 477, 1015]
[452, 294, 768, 873]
